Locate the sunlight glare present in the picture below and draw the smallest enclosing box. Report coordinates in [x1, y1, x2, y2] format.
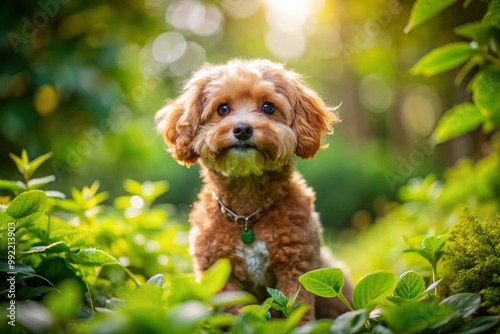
[130, 195, 144, 209]
[263, 0, 312, 32]
[262, 0, 324, 60]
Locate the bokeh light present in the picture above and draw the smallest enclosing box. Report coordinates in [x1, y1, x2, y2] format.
[262, 0, 325, 60]
[359, 74, 393, 113]
[401, 86, 441, 137]
[34, 84, 60, 116]
[165, 0, 223, 36]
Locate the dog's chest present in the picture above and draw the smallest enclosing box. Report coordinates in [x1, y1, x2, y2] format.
[235, 240, 269, 285]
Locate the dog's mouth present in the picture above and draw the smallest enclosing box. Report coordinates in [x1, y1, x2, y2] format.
[221, 142, 258, 153]
[230, 144, 257, 151]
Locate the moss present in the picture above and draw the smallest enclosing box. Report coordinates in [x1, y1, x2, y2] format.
[446, 209, 500, 315]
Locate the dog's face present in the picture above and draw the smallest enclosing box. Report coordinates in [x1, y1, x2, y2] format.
[156, 59, 338, 177]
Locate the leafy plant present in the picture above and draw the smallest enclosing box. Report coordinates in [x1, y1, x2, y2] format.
[0, 150, 64, 198]
[0, 151, 188, 333]
[298, 233, 499, 333]
[446, 209, 500, 315]
[405, 235, 447, 295]
[407, 0, 500, 143]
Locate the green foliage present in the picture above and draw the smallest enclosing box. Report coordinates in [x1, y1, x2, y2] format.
[0, 151, 191, 332]
[393, 271, 426, 300]
[297, 248, 498, 333]
[446, 210, 500, 315]
[409, 0, 500, 142]
[352, 271, 397, 311]
[405, 0, 459, 33]
[299, 268, 345, 298]
[432, 103, 484, 143]
[0, 150, 64, 198]
[410, 42, 480, 77]
[339, 0, 500, 289]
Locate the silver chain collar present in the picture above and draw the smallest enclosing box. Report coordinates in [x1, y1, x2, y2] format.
[212, 191, 274, 229]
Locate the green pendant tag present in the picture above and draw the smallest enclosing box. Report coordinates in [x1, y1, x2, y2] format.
[241, 229, 255, 244]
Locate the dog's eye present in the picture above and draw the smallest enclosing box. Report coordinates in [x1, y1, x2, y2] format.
[261, 102, 275, 115]
[217, 103, 231, 116]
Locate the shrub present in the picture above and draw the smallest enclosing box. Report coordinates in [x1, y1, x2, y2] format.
[446, 209, 500, 316]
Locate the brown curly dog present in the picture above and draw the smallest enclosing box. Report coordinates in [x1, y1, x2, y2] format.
[155, 59, 352, 323]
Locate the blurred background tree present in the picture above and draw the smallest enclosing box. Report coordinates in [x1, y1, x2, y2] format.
[0, 0, 492, 234]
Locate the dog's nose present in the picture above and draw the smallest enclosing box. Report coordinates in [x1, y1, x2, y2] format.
[233, 123, 253, 140]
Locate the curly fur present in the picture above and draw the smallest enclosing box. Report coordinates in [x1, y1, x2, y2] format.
[155, 59, 351, 323]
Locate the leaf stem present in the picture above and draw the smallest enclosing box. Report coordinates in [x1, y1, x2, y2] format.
[431, 262, 438, 297]
[484, 53, 500, 66]
[78, 265, 95, 319]
[47, 213, 51, 240]
[337, 292, 355, 312]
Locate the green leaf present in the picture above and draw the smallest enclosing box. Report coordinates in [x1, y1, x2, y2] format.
[473, 68, 500, 127]
[123, 179, 143, 196]
[295, 319, 334, 334]
[25, 152, 53, 179]
[123, 179, 170, 204]
[433, 102, 484, 143]
[454, 21, 492, 45]
[210, 291, 257, 308]
[405, 235, 446, 265]
[17, 286, 58, 300]
[0, 179, 26, 193]
[299, 268, 345, 298]
[9, 150, 29, 177]
[6, 190, 47, 225]
[169, 275, 201, 303]
[453, 316, 500, 334]
[423, 235, 446, 259]
[267, 287, 289, 307]
[44, 191, 66, 199]
[27, 175, 56, 189]
[329, 309, 368, 334]
[145, 273, 164, 287]
[9, 151, 53, 180]
[464, 0, 474, 7]
[200, 258, 231, 296]
[440, 293, 481, 318]
[386, 295, 409, 306]
[104, 297, 125, 310]
[164, 301, 211, 334]
[394, 270, 426, 299]
[43, 280, 82, 321]
[21, 241, 69, 255]
[284, 303, 309, 330]
[454, 56, 482, 86]
[411, 42, 479, 77]
[353, 271, 397, 311]
[383, 300, 453, 333]
[231, 311, 267, 333]
[241, 297, 274, 318]
[0, 261, 36, 278]
[287, 286, 301, 310]
[483, 0, 500, 28]
[52, 199, 81, 212]
[72, 248, 119, 267]
[405, 0, 459, 33]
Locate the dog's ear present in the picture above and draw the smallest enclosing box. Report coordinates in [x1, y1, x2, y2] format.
[155, 74, 209, 166]
[283, 73, 339, 159]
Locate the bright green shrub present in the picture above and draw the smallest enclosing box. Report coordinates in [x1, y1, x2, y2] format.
[446, 210, 500, 315]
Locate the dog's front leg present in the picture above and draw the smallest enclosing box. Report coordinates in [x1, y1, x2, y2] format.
[274, 267, 316, 324]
